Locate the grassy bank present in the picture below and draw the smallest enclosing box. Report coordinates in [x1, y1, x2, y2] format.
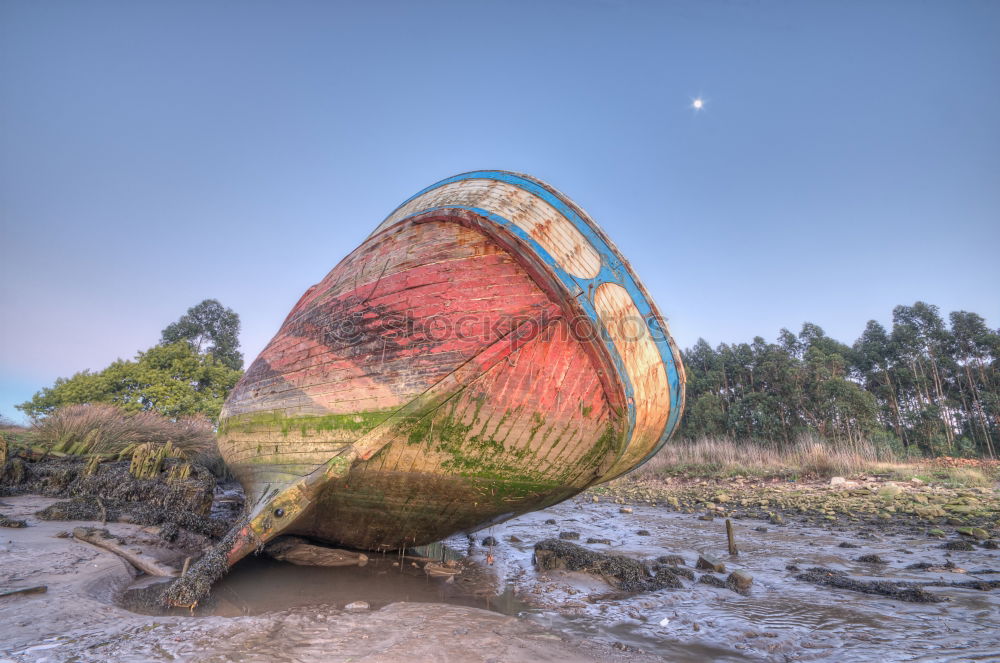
[592, 437, 1000, 535]
[629, 436, 999, 488]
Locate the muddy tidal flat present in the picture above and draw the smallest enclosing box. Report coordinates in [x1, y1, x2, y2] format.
[2, 474, 999, 663]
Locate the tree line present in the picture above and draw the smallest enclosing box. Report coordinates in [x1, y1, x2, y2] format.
[18, 300, 244, 421]
[679, 302, 999, 458]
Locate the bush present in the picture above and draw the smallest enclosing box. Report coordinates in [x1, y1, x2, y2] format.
[32, 403, 219, 466]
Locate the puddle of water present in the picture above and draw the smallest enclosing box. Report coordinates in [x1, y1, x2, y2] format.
[122, 545, 528, 619]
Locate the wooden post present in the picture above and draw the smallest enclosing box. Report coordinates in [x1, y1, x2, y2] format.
[726, 519, 738, 556]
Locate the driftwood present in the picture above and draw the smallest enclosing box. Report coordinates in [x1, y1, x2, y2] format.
[265, 536, 369, 567]
[0, 585, 47, 599]
[424, 561, 461, 578]
[72, 526, 179, 577]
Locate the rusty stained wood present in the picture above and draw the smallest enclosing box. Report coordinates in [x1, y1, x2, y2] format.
[216, 170, 685, 556]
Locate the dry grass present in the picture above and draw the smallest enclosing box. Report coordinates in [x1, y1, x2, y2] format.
[31, 404, 219, 466]
[636, 435, 900, 480]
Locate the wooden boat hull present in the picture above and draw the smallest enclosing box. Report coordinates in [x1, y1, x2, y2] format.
[217, 171, 685, 552]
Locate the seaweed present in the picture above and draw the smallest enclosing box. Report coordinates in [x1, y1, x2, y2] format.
[533, 538, 678, 592]
[795, 567, 946, 603]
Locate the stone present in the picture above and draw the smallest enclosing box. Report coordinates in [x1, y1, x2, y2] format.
[713, 493, 731, 504]
[544, 519, 557, 525]
[698, 514, 714, 522]
[481, 536, 498, 546]
[726, 570, 753, 594]
[928, 529, 946, 538]
[696, 554, 726, 573]
[586, 537, 611, 545]
[559, 531, 580, 540]
[830, 477, 847, 487]
[619, 507, 633, 514]
[592, 496, 599, 503]
[344, 601, 370, 611]
[657, 554, 685, 566]
[879, 485, 902, 499]
[508, 535, 522, 543]
[697, 574, 726, 588]
[636, 530, 650, 536]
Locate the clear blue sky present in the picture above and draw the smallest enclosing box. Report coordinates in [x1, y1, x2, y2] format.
[2, 0, 998, 422]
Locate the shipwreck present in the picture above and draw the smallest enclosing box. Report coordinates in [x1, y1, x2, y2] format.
[216, 170, 686, 564]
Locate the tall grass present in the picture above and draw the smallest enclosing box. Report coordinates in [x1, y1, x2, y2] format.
[635, 435, 899, 480]
[32, 403, 219, 465]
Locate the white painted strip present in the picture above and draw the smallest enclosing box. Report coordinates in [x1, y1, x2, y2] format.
[377, 179, 602, 280]
[592, 282, 670, 477]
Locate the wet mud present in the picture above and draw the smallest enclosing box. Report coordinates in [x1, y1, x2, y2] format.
[441, 497, 1000, 662]
[2, 486, 999, 662]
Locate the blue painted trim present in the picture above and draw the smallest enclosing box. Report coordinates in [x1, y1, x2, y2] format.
[388, 172, 684, 468]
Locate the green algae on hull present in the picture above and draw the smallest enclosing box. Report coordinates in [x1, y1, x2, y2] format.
[219, 409, 396, 437]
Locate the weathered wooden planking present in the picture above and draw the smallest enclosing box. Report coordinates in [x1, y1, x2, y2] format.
[217, 170, 685, 553]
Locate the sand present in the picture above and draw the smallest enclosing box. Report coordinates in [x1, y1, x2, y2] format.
[0, 495, 618, 663]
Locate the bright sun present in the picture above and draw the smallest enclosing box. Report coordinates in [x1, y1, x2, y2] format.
[692, 98, 704, 110]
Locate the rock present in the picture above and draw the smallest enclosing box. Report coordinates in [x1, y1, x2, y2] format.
[879, 485, 902, 499]
[830, 477, 847, 487]
[636, 529, 650, 536]
[544, 519, 557, 525]
[696, 555, 726, 573]
[786, 563, 800, 572]
[697, 514, 714, 521]
[592, 496, 600, 503]
[838, 542, 860, 548]
[914, 505, 947, 519]
[927, 529, 946, 538]
[659, 565, 694, 580]
[982, 540, 999, 550]
[697, 574, 726, 588]
[344, 601, 370, 611]
[0, 514, 27, 528]
[586, 537, 612, 545]
[962, 528, 990, 541]
[769, 514, 784, 525]
[942, 540, 975, 551]
[559, 531, 580, 540]
[652, 567, 684, 589]
[508, 535, 522, 543]
[619, 507, 633, 514]
[481, 536, 498, 546]
[712, 493, 731, 504]
[856, 554, 886, 564]
[533, 539, 676, 592]
[657, 554, 685, 566]
[910, 477, 924, 486]
[726, 570, 753, 594]
[754, 527, 768, 533]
